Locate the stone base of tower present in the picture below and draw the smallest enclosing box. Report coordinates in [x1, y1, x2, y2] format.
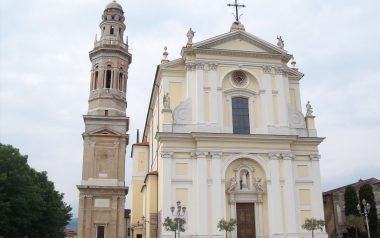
[77, 185, 128, 238]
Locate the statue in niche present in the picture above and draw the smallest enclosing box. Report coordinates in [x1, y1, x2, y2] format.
[277, 35, 284, 49]
[255, 177, 264, 192]
[227, 176, 238, 192]
[163, 92, 170, 109]
[306, 101, 314, 116]
[186, 28, 195, 45]
[241, 171, 248, 190]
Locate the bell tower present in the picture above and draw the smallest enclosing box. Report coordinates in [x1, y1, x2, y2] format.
[77, 1, 131, 238]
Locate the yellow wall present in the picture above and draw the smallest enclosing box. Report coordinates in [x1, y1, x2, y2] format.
[301, 210, 312, 223]
[297, 165, 309, 177]
[299, 189, 311, 206]
[175, 163, 188, 176]
[175, 188, 188, 206]
[169, 82, 183, 110]
[131, 180, 144, 224]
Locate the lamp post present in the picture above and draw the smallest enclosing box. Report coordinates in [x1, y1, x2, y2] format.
[357, 198, 371, 238]
[171, 201, 186, 238]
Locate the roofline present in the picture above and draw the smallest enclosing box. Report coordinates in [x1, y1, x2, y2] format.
[142, 65, 160, 143]
[323, 177, 379, 195]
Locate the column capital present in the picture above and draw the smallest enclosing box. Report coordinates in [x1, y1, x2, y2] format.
[211, 152, 223, 158]
[186, 63, 196, 71]
[161, 151, 173, 159]
[268, 153, 281, 160]
[282, 153, 295, 160]
[310, 153, 321, 161]
[191, 151, 208, 159]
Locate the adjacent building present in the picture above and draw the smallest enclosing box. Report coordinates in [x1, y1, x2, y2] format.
[323, 178, 380, 238]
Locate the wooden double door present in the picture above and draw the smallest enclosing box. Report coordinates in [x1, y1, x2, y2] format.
[236, 203, 256, 238]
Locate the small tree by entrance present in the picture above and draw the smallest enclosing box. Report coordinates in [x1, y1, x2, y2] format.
[301, 218, 325, 238]
[163, 216, 185, 238]
[217, 218, 237, 238]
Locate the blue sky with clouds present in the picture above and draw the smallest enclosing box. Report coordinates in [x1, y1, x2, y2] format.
[1, 0, 379, 216]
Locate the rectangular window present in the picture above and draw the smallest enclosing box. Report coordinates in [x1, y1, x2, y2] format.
[232, 97, 250, 134]
[97, 226, 105, 238]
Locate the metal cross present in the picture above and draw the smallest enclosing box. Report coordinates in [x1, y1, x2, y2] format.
[227, 0, 246, 22]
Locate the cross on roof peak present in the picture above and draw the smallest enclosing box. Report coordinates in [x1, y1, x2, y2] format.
[227, 0, 246, 22]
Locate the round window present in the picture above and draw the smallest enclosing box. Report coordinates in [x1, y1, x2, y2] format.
[231, 71, 248, 87]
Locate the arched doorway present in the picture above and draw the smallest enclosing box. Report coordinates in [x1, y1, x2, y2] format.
[224, 158, 266, 238]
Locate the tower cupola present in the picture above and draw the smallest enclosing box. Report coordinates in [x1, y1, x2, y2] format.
[100, 0, 125, 41]
[87, 0, 131, 117]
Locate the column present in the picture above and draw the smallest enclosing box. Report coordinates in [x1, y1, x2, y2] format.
[261, 67, 274, 128]
[282, 153, 298, 234]
[257, 199, 264, 238]
[310, 154, 325, 220]
[111, 196, 118, 238]
[230, 195, 237, 238]
[275, 69, 289, 127]
[209, 64, 218, 124]
[161, 152, 173, 236]
[267, 153, 284, 236]
[211, 152, 223, 235]
[195, 63, 205, 124]
[85, 195, 93, 238]
[196, 152, 208, 235]
[118, 196, 126, 238]
[77, 194, 85, 238]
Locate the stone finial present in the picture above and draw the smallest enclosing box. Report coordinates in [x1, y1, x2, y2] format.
[306, 101, 314, 117]
[161, 46, 169, 63]
[94, 34, 98, 43]
[230, 21, 245, 32]
[186, 28, 195, 47]
[277, 35, 284, 49]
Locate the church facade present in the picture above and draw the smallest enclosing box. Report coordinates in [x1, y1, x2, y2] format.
[131, 19, 327, 238]
[77, 1, 131, 238]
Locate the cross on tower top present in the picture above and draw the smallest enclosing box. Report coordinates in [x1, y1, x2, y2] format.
[227, 0, 246, 22]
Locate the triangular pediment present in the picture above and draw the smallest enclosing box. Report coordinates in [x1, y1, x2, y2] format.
[88, 128, 121, 136]
[211, 38, 267, 52]
[193, 30, 288, 55]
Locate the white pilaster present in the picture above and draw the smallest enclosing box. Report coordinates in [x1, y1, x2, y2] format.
[275, 70, 289, 127]
[195, 63, 205, 124]
[282, 153, 298, 234]
[196, 152, 208, 235]
[267, 153, 284, 236]
[261, 68, 274, 128]
[211, 152, 223, 234]
[310, 154, 325, 220]
[161, 151, 173, 236]
[209, 65, 218, 124]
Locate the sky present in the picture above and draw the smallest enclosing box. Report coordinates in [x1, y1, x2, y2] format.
[1, 0, 380, 217]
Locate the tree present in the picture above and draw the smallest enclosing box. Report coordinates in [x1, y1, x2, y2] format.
[345, 185, 360, 237]
[217, 218, 236, 238]
[162, 216, 185, 238]
[359, 184, 378, 237]
[346, 215, 365, 238]
[301, 218, 325, 238]
[0, 143, 72, 238]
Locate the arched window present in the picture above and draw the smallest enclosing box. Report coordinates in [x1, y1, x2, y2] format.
[94, 71, 99, 89]
[232, 97, 250, 134]
[105, 65, 112, 88]
[110, 26, 114, 35]
[119, 72, 123, 91]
